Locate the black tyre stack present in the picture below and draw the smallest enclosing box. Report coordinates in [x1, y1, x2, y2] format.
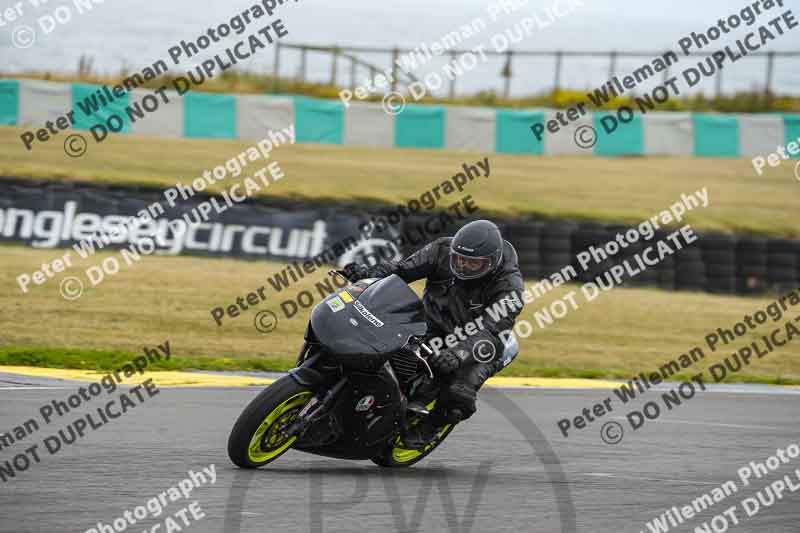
[400, 214, 797, 297]
[766, 239, 800, 292]
[503, 220, 543, 279]
[539, 221, 577, 278]
[736, 237, 769, 294]
[571, 223, 612, 284]
[655, 254, 677, 291]
[609, 224, 659, 288]
[700, 234, 737, 294]
[398, 213, 456, 256]
[674, 236, 707, 292]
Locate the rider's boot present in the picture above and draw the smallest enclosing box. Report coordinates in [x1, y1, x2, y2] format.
[402, 408, 461, 450]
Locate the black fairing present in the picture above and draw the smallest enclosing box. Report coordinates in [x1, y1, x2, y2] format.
[287, 275, 433, 460]
[310, 275, 427, 356]
[294, 367, 404, 458]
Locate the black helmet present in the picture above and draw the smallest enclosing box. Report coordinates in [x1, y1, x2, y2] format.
[450, 220, 503, 280]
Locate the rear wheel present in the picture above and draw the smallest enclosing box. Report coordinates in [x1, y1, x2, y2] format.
[228, 376, 313, 468]
[371, 401, 455, 468]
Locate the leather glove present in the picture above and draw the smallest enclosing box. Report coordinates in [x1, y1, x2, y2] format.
[340, 262, 369, 281]
[429, 347, 470, 376]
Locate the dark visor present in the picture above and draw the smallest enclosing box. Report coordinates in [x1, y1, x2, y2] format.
[450, 251, 493, 280]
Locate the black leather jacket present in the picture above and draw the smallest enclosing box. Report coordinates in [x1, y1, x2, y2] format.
[359, 237, 525, 356]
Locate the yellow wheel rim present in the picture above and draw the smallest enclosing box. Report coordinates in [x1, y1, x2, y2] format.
[391, 424, 452, 463]
[391, 400, 451, 463]
[247, 392, 313, 463]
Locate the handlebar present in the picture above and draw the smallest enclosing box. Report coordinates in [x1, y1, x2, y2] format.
[329, 269, 352, 284]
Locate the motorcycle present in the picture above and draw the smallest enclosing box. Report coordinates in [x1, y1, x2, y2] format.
[227, 272, 455, 468]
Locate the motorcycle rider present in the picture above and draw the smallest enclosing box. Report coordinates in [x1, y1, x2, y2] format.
[341, 219, 525, 449]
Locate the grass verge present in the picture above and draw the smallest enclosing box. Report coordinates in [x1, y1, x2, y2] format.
[0, 346, 288, 373]
[1, 126, 798, 237]
[2, 245, 799, 384]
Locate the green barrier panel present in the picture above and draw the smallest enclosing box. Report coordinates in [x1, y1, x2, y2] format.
[184, 92, 237, 139]
[593, 111, 644, 156]
[294, 96, 344, 144]
[783, 114, 800, 159]
[496, 110, 544, 154]
[71, 83, 130, 133]
[395, 105, 445, 149]
[0, 80, 19, 125]
[693, 114, 739, 157]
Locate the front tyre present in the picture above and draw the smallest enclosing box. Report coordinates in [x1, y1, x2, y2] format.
[228, 376, 313, 468]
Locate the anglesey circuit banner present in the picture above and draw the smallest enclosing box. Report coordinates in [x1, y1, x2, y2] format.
[0, 178, 405, 267]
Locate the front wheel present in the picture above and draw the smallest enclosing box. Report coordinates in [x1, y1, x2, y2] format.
[228, 376, 313, 468]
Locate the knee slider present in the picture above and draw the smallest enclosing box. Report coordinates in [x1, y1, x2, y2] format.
[445, 408, 468, 424]
[447, 382, 477, 417]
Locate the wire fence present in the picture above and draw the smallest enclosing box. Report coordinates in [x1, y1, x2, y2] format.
[273, 42, 800, 98]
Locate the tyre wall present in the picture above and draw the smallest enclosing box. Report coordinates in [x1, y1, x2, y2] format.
[1, 177, 796, 296]
[495, 219, 799, 296]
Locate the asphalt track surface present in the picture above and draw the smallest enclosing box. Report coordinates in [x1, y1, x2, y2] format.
[1, 374, 799, 533]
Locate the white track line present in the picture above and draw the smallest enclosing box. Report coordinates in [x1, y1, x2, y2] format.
[489, 384, 800, 394]
[582, 473, 719, 485]
[611, 416, 785, 431]
[0, 386, 75, 390]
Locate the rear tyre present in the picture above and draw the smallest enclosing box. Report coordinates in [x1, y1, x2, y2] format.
[371, 401, 455, 468]
[228, 376, 313, 468]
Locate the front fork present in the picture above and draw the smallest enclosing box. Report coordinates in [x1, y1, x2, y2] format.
[283, 375, 348, 439]
[295, 342, 309, 366]
[288, 344, 434, 441]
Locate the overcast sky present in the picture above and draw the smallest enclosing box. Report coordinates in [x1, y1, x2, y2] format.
[4, 0, 799, 94]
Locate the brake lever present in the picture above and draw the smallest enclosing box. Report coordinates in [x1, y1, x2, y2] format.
[414, 345, 435, 380]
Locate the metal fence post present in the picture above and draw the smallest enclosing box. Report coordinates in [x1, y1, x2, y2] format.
[272, 41, 281, 93]
[449, 51, 457, 99]
[350, 56, 357, 92]
[608, 51, 617, 81]
[554, 51, 563, 91]
[299, 46, 307, 83]
[330, 46, 340, 86]
[502, 50, 513, 99]
[391, 47, 399, 92]
[765, 51, 775, 99]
